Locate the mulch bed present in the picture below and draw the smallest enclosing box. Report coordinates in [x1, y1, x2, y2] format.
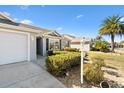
[56, 65, 120, 88]
[56, 65, 96, 88]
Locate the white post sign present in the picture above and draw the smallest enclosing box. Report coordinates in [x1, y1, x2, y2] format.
[80, 39, 84, 84]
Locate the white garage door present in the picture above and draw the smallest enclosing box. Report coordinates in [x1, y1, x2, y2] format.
[0, 31, 28, 65]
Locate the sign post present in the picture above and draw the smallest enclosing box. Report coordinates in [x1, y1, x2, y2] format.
[80, 39, 84, 84]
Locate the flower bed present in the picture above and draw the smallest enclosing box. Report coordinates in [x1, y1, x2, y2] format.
[46, 51, 120, 87]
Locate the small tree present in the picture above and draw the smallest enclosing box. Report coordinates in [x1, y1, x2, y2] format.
[92, 35, 110, 52]
[95, 41, 110, 52]
[99, 15, 124, 52]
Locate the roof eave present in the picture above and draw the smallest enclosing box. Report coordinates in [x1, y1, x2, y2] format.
[0, 23, 41, 34]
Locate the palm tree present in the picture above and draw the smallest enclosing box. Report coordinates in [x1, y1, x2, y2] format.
[99, 15, 124, 52]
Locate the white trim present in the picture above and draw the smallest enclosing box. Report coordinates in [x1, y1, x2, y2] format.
[43, 31, 62, 37]
[0, 28, 29, 35]
[0, 12, 15, 22]
[43, 34, 62, 39]
[27, 33, 31, 61]
[0, 23, 41, 33]
[0, 28, 31, 62]
[80, 40, 84, 84]
[53, 31, 61, 36]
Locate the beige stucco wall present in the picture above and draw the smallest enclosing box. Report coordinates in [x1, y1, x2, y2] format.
[29, 33, 37, 61]
[71, 43, 90, 51]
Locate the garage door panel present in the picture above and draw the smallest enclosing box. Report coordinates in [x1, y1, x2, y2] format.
[0, 31, 28, 65]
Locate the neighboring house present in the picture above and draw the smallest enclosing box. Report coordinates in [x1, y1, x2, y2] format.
[63, 34, 91, 51]
[118, 41, 124, 48]
[62, 34, 75, 49]
[62, 34, 76, 40]
[0, 12, 69, 65]
[61, 35, 71, 49]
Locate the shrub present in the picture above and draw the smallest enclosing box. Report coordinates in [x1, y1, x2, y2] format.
[84, 63, 104, 84]
[95, 41, 110, 52]
[91, 47, 99, 51]
[84, 53, 105, 84]
[46, 52, 81, 76]
[64, 47, 79, 52]
[47, 50, 54, 56]
[53, 51, 68, 55]
[100, 47, 110, 53]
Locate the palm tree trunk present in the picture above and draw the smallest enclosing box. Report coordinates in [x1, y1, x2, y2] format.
[111, 34, 115, 52]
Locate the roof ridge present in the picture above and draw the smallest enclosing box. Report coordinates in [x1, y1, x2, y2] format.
[0, 12, 15, 22]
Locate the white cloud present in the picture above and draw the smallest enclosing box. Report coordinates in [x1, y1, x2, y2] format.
[56, 27, 63, 31]
[3, 11, 10, 16]
[20, 19, 33, 24]
[120, 17, 124, 22]
[20, 5, 30, 10]
[76, 14, 84, 19]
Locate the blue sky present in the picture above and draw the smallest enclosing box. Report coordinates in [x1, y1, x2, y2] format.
[0, 5, 124, 42]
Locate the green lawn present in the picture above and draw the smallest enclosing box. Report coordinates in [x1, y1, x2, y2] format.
[88, 51, 124, 73]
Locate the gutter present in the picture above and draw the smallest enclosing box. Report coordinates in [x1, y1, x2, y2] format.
[0, 23, 43, 34]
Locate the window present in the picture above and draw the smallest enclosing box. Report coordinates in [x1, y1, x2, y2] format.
[46, 38, 49, 51]
[49, 39, 60, 50]
[61, 40, 69, 49]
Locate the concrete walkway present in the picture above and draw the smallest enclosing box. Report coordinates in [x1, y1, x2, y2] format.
[0, 61, 65, 88]
[35, 55, 47, 70]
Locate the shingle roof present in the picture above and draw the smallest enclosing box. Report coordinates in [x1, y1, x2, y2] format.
[0, 12, 52, 34]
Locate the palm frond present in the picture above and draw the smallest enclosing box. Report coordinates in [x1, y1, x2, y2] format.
[99, 15, 124, 37]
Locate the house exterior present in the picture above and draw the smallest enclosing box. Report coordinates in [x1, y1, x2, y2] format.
[38, 31, 70, 56]
[0, 12, 90, 66]
[0, 12, 70, 65]
[118, 41, 124, 48]
[0, 13, 41, 65]
[63, 34, 91, 51]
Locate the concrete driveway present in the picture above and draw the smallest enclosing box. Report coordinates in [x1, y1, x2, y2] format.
[0, 62, 65, 88]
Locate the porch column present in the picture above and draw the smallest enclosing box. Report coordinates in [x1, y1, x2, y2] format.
[28, 33, 37, 61]
[60, 39, 62, 50]
[68, 41, 70, 47]
[46, 38, 49, 51]
[42, 38, 47, 56]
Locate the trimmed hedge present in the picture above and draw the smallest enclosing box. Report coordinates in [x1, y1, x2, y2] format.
[64, 47, 79, 52]
[46, 52, 81, 76]
[47, 50, 70, 56]
[53, 51, 68, 55]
